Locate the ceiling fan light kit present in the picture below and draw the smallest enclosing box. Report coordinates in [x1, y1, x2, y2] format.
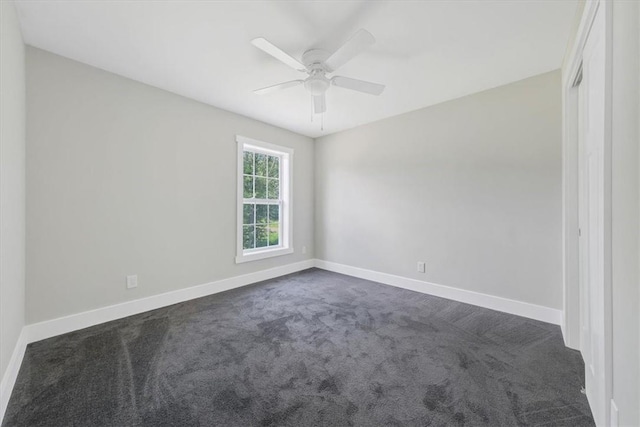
[251, 29, 385, 118]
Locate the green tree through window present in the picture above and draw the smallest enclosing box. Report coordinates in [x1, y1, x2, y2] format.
[236, 135, 292, 264]
[242, 150, 281, 250]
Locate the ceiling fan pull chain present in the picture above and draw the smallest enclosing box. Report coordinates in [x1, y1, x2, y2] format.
[251, 29, 384, 130]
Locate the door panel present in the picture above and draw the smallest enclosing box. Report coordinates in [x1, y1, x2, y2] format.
[578, 5, 606, 426]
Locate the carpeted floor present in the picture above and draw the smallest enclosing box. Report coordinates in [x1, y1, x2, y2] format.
[3, 268, 594, 426]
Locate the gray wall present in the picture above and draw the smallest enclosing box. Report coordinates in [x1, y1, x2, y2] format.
[315, 71, 562, 309]
[0, 1, 26, 383]
[611, 1, 640, 425]
[25, 48, 314, 324]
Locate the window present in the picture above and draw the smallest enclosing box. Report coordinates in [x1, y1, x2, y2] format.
[236, 135, 293, 263]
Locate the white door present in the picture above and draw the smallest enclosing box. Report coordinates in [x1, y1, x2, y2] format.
[578, 5, 607, 426]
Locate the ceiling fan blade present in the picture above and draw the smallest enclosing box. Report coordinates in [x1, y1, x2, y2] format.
[254, 80, 304, 95]
[313, 94, 326, 114]
[251, 38, 306, 72]
[331, 76, 385, 95]
[324, 29, 375, 72]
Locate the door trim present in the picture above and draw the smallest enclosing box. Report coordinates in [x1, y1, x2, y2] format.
[561, 0, 613, 425]
[562, 0, 600, 351]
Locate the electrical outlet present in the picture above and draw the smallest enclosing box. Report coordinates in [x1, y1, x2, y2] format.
[417, 262, 426, 273]
[302, 246, 307, 254]
[126, 275, 138, 289]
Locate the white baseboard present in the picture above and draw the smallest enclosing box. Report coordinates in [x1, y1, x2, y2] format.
[1, 259, 314, 425]
[0, 328, 28, 422]
[314, 259, 562, 325]
[2, 257, 562, 424]
[24, 258, 560, 344]
[26, 259, 315, 344]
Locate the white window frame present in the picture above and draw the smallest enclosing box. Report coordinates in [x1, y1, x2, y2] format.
[235, 135, 293, 263]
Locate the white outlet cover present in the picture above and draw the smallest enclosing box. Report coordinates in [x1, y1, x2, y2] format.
[417, 262, 426, 273]
[126, 275, 138, 289]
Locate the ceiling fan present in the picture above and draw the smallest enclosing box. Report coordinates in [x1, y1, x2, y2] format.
[251, 29, 385, 115]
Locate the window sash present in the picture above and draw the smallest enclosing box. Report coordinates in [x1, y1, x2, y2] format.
[243, 198, 280, 204]
[242, 148, 283, 252]
[242, 200, 283, 252]
[236, 135, 293, 263]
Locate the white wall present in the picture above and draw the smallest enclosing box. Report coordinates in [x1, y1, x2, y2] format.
[25, 48, 314, 324]
[0, 0, 26, 385]
[611, 1, 640, 425]
[562, 0, 587, 73]
[315, 71, 562, 310]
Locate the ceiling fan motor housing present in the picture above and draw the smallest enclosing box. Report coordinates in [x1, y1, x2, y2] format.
[251, 31, 384, 114]
[302, 49, 331, 95]
[301, 48, 330, 69]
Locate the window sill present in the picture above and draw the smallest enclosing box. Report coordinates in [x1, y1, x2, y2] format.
[235, 247, 294, 264]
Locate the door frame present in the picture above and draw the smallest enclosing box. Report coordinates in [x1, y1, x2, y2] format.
[562, 0, 613, 424]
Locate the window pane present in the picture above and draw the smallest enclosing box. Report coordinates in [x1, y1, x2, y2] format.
[256, 204, 268, 224]
[243, 151, 254, 175]
[243, 225, 255, 250]
[268, 205, 279, 223]
[268, 225, 279, 246]
[243, 204, 254, 225]
[243, 176, 253, 198]
[268, 156, 279, 178]
[255, 177, 267, 199]
[239, 142, 289, 257]
[255, 153, 267, 177]
[256, 225, 268, 248]
[267, 178, 279, 199]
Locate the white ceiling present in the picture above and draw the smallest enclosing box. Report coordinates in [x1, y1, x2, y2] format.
[15, 0, 578, 138]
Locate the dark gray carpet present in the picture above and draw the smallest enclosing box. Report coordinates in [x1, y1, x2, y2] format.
[3, 268, 593, 426]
